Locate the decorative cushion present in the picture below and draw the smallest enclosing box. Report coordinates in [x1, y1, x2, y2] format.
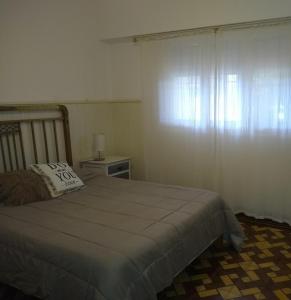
[0, 170, 51, 206]
[30, 162, 84, 198]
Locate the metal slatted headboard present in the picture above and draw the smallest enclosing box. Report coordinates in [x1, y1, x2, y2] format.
[0, 105, 72, 172]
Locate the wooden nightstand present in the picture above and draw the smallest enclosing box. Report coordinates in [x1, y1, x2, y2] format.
[79, 156, 131, 179]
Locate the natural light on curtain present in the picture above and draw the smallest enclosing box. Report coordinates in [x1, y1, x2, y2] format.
[141, 22, 291, 224]
[157, 27, 291, 133]
[156, 34, 215, 130]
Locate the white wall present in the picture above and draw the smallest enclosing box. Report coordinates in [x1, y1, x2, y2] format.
[99, 0, 291, 39]
[105, 0, 291, 100]
[67, 103, 115, 164]
[111, 102, 144, 179]
[0, 0, 111, 103]
[67, 102, 144, 179]
[2, 0, 291, 102]
[109, 43, 141, 100]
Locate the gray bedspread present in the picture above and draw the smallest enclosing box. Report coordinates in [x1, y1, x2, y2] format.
[0, 176, 244, 300]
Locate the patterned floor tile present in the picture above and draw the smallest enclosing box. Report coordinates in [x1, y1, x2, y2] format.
[158, 216, 291, 300]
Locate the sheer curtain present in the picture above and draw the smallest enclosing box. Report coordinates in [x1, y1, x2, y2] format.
[141, 33, 217, 189]
[140, 23, 291, 223]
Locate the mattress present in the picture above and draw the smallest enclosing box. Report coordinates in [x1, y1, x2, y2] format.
[0, 175, 244, 300]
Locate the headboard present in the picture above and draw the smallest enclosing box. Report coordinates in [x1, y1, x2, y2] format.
[0, 105, 72, 172]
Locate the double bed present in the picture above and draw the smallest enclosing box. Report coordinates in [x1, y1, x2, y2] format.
[0, 105, 244, 300]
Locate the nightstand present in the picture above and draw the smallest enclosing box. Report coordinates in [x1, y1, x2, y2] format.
[79, 156, 131, 179]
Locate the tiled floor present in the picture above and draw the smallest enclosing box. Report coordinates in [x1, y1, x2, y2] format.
[1, 215, 291, 300]
[158, 215, 291, 300]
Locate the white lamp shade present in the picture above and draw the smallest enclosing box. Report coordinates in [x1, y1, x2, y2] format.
[94, 133, 105, 152]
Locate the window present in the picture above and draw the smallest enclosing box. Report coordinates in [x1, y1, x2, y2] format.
[159, 76, 203, 128]
[160, 71, 291, 131]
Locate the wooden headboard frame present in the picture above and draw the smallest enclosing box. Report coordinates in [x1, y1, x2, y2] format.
[0, 104, 72, 172]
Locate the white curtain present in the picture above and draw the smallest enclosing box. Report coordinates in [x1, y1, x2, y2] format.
[140, 23, 291, 224]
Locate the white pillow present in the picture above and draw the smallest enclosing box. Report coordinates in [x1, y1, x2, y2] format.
[31, 162, 84, 198]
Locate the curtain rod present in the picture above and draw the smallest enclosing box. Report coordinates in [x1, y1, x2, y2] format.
[134, 16, 291, 42]
[102, 16, 291, 44]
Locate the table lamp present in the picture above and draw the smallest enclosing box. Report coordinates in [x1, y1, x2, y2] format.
[94, 133, 105, 161]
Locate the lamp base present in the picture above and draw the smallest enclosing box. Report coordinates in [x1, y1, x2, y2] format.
[94, 151, 105, 161]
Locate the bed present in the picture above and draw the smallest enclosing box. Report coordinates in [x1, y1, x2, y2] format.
[0, 105, 244, 300]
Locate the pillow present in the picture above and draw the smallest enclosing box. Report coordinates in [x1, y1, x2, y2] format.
[30, 162, 84, 198]
[0, 170, 51, 206]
